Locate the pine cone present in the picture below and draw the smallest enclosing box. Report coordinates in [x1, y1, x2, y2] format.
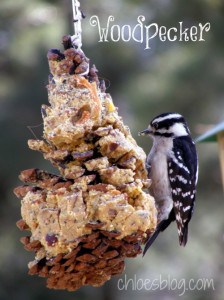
[14, 35, 157, 291]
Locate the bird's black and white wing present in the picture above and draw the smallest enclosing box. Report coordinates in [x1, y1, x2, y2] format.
[168, 136, 198, 246]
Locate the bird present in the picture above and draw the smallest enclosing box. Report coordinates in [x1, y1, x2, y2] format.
[139, 112, 198, 256]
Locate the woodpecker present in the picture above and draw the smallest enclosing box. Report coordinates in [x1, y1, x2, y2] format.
[139, 112, 198, 255]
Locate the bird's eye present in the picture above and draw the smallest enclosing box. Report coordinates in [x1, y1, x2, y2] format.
[153, 122, 158, 129]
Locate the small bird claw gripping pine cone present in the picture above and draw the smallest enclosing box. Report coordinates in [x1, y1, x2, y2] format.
[14, 35, 157, 291]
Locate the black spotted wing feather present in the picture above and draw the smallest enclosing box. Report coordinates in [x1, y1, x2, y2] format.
[168, 136, 198, 246]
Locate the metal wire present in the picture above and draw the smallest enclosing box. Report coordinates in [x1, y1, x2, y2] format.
[71, 0, 83, 49]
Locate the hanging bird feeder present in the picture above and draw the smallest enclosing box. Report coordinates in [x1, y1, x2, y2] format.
[196, 121, 224, 191]
[14, 1, 157, 291]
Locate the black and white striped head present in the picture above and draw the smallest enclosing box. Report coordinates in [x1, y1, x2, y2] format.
[139, 112, 190, 138]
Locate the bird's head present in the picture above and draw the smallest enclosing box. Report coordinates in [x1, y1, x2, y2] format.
[139, 112, 190, 139]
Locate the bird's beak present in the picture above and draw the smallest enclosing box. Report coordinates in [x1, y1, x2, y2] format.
[138, 128, 153, 136]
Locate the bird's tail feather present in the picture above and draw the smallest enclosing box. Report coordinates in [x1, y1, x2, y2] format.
[143, 226, 161, 256]
[143, 210, 175, 256]
[179, 224, 188, 246]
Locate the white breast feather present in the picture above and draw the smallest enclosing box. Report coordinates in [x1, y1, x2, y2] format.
[147, 137, 173, 221]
